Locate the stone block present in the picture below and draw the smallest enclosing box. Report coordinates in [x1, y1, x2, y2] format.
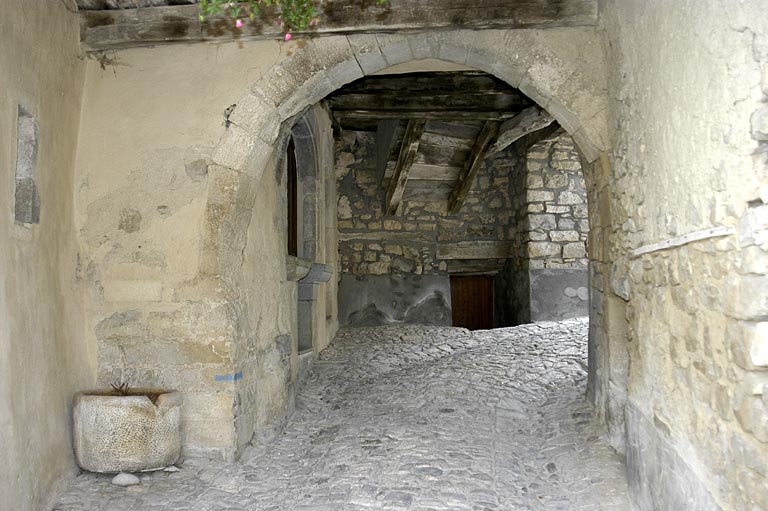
[751, 106, 768, 141]
[405, 32, 444, 61]
[527, 190, 555, 202]
[527, 175, 544, 188]
[383, 219, 402, 230]
[391, 258, 416, 273]
[551, 230, 580, 242]
[739, 204, 768, 247]
[563, 242, 587, 259]
[376, 33, 414, 67]
[529, 242, 561, 258]
[348, 34, 387, 75]
[558, 191, 584, 205]
[547, 204, 570, 214]
[528, 214, 557, 230]
[181, 393, 235, 422]
[326, 56, 365, 90]
[545, 173, 568, 189]
[227, 92, 279, 137]
[725, 275, 768, 320]
[738, 322, 768, 368]
[368, 261, 390, 274]
[211, 126, 265, 172]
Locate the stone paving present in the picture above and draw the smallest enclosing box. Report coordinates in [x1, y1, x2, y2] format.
[55, 318, 630, 510]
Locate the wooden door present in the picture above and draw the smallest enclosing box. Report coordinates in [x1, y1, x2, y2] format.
[450, 276, 494, 330]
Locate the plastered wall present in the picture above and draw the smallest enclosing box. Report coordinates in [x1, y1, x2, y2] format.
[76, 41, 281, 459]
[76, 42, 339, 459]
[603, 0, 768, 508]
[0, 1, 89, 510]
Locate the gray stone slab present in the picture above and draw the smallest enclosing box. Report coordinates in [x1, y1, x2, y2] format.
[338, 274, 451, 327]
[529, 268, 589, 321]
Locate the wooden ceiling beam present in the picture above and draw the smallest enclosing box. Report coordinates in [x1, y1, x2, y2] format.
[385, 119, 426, 216]
[77, 1, 598, 50]
[334, 110, 518, 123]
[447, 120, 500, 214]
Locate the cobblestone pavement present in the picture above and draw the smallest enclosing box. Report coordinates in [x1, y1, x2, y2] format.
[55, 319, 630, 510]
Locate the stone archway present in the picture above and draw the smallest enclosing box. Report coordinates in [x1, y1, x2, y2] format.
[202, 29, 618, 453]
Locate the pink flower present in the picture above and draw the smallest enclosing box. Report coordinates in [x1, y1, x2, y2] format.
[235, 19, 244, 28]
[310, 18, 319, 27]
[284, 33, 292, 41]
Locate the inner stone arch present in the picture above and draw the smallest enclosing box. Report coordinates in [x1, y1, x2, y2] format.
[207, 31, 614, 457]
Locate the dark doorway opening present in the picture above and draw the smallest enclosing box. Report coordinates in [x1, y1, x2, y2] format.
[450, 276, 494, 330]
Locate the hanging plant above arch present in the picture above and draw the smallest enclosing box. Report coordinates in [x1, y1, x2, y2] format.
[199, 0, 389, 40]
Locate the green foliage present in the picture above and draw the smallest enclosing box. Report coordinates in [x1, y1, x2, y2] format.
[110, 381, 131, 395]
[199, 0, 389, 33]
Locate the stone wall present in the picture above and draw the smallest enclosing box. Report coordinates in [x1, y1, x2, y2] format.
[335, 129, 589, 326]
[603, 0, 768, 509]
[70, 24, 609, 491]
[0, 1, 90, 510]
[335, 129, 519, 325]
[525, 133, 590, 320]
[336, 130, 520, 277]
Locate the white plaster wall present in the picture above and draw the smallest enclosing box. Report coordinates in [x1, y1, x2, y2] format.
[0, 1, 89, 509]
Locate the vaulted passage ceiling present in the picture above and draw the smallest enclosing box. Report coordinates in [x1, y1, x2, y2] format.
[326, 71, 557, 214]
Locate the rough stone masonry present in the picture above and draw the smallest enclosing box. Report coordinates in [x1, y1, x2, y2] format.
[336, 129, 589, 327]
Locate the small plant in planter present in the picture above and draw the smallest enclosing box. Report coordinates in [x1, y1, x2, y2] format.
[73, 381, 182, 473]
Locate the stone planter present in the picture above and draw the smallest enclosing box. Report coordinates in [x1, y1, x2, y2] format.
[73, 389, 182, 473]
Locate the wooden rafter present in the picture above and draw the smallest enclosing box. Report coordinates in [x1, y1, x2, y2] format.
[385, 119, 426, 215]
[447, 120, 499, 214]
[376, 120, 400, 184]
[487, 106, 555, 155]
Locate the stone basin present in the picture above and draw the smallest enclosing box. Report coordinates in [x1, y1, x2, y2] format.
[73, 389, 182, 473]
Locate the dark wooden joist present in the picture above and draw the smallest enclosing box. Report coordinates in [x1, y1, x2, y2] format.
[328, 72, 533, 129]
[335, 71, 508, 94]
[487, 106, 555, 155]
[78, 0, 598, 50]
[334, 109, 519, 123]
[329, 91, 528, 114]
[447, 120, 499, 214]
[385, 119, 426, 215]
